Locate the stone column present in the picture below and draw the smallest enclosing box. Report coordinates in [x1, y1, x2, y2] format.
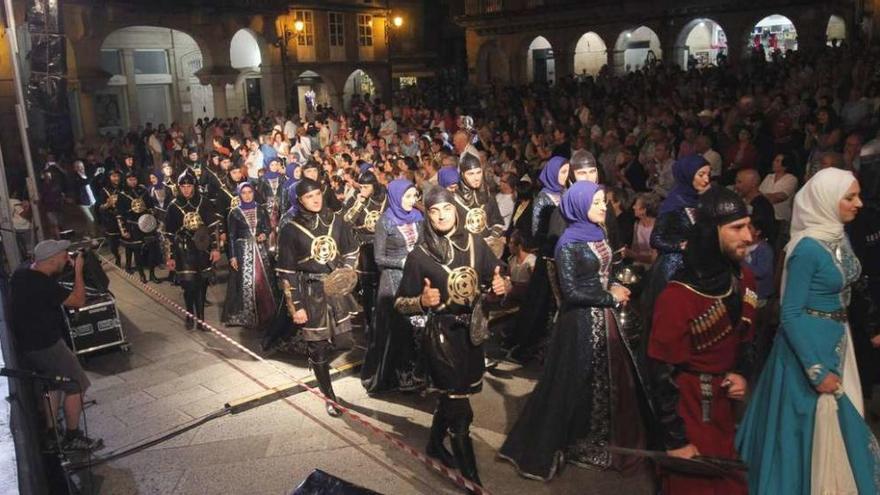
[121, 49, 140, 127]
[195, 66, 238, 119]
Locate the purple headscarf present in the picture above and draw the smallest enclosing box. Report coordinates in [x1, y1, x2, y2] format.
[148, 169, 165, 193]
[262, 144, 280, 179]
[539, 156, 567, 195]
[658, 155, 708, 215]
[359, 162, 373, 174]
[555, 181, 605, 257]
[438, 167, 459, 189]
[285, 162, 300, 181]
[384, 179, 423, 227]
[237, 182, 257, 210]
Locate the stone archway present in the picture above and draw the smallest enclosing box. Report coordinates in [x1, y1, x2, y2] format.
[614, 26, 662, 74]
[826, 15, 846, 46]
[476, 40, 510, 85]
[525, 36, 555, 84]
[342, 69, 377, 112]
[749, 14, 798, 60]
[230, 28, 265, 115]
[98, 26, 213, 133]
[573, 32, 607, 78]
[674, 18, 729, 68]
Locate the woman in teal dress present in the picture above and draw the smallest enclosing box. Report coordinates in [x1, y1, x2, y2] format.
[736, 167, 880, 494]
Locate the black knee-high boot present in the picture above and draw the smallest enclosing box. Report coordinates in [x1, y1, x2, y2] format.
[445, 398, 481, 491]
[182, 281, 196, 330]
[125, 248, 134, 272]
[194, 278, 207, 331]
[309, 342, 341, 417]
[110, 237, 121, 266]
[426, 400, 456, 469]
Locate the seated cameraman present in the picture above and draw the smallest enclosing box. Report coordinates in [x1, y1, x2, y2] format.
[9, 240, 102, 451]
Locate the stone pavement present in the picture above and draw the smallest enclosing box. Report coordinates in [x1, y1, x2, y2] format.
[73, 259, 656, 495]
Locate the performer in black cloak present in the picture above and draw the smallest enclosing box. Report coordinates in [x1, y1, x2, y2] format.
[361, 179, 424, 394]
[452, 153, 505, 258]
[164, 170, 223, 330]
[499, 181, 646, 480]
[847, 138, 880, 399]
[301, 160, 343, 213]
[222, 182, 277, 328]
[342, 170, 387, 336]
[117, 171, 159, 283]
[394, 186, 511, 490]
[507, 178, 534, 244]
[199, 152, 224, 207]
[97, 169, 123, 266]
[506, 156, 567, 357]
[274, 178, 360, 417]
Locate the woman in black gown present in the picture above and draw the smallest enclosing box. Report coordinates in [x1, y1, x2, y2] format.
[394, 187, 511, 491]
[361, 179, 424, 393]
[507, 156, 567, 356]
[499, 181, 646, 480]
[222, 182, 277, 329]
[641, 155, 711, 331]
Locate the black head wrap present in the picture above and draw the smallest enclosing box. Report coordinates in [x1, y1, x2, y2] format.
[177, 169, 198, 186]
[457, 153, 487, 203]
[357, 171, 386, 201]
[569, 150, 598, 183]
[859, 138, 880, 204]
[420, 186, 469, 265]
[674, 186, 749, 296]
[295, 177, 322, 198]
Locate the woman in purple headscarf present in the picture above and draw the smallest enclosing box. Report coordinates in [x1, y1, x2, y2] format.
[221, 182, 278, 329]
[640, 155, 712, 333]
[437, 166, 459, 192]
[361, 179, 426, 393]
[500, 181, 647, 480]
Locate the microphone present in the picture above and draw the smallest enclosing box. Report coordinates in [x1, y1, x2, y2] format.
[0, 367, 72, 383]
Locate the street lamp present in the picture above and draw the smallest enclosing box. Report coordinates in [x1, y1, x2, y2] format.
[393, 16, 403, 28]
[274, 18, 305, 114]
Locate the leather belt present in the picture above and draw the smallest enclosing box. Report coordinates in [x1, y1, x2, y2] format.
[805, 308, 847, 323]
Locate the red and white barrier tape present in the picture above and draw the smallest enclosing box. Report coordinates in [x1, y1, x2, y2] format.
[98, 255, 491, 495]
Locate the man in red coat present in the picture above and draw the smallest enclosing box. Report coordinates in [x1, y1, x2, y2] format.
[648, 186, 758, 495]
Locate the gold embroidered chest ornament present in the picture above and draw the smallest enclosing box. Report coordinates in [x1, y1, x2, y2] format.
[130, 197, 146, 214]
[464, 207, 487, 234]
[183, 211, 204, 231]
[447, 266, 479, 305]
[363, 210, 381, 233]
[310, 235, 339, 264]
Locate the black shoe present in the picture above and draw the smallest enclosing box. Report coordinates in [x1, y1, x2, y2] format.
[139, 273, 148, 284]
[61, 430, 104, 453]
[204, 299, 213, 307]
[149, 272, 160, 283]
[114, 257, 121, 267]
[426, 414, 456, 469]
[313, 360, 342, 418]
[185, 316, 194, 330]
[449, 429, 482, 490]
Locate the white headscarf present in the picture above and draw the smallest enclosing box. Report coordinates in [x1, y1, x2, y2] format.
[781, 167, 856, 297]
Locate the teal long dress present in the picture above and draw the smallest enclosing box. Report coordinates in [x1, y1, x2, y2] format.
[736, 237, 880, 494]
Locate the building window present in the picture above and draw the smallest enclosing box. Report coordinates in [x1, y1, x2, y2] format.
[486, 0, 503, 12]
[133, 50, 169, 75]
[329, 12, 345, 47]
[100, 50, 122, 76]
[358, 14, 373, 47]
[399, 76, 418, 88]
[294, 10, 314, 46]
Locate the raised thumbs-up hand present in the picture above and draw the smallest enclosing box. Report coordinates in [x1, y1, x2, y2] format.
[491, 265, 510, 297]
[420, 277, 441, 309]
